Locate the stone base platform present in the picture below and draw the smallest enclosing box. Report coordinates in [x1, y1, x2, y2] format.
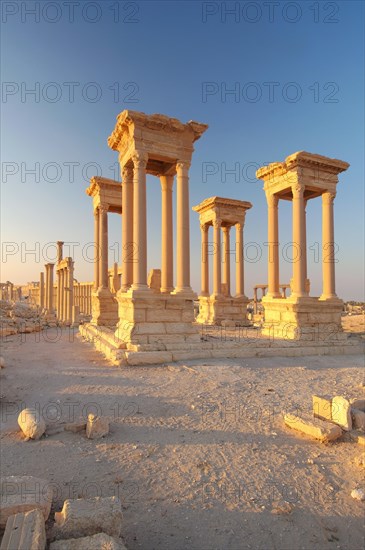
[79, 322, 364, 366]
[196, 295, 250, 325]
[261, 296, 344, 340]
[91, 288, 118, 327]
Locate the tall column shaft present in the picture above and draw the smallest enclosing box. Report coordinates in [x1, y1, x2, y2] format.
[93, 208, 100, 290]
[175, 161, 192, 293]
[222, 226, 231, 296]
[99, 206, 109, 289]
[321, 191, 337, 299]
[48, 264, 54, 312]
[67, 262, 74, 322]
[57, 241, 64, 265]
[121, 164, 134, 291]
[235, 222, 244, 297]
[200, 224, 209, 296]
[132, 152, 148, 290]
[213, 219, 222, 296]
[160, 175, 174, 293]
[292, 184, 307, 297]
[266, 193, 280, 298]
[44, 266, 49, 310]
[39, 272, 45, 309]
[56, 270, 61, 319]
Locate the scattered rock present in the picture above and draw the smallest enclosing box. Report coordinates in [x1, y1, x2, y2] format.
[64, 422, 86, 433]
[349, 430, 365, 446]
[53, 496, 122, 539]
[332, 396, 352, 431]
[0, 476, 52, 529]
[49, 533, 127, 549]
[86, 415, 109, 440]
[18, 408, 46, 440]
[0, 509, 46, 550]
[351, 398, 365, 412]
[271, 500, 293, 514]
[352, 409, 365, 432]
[351, 488, 365, 501]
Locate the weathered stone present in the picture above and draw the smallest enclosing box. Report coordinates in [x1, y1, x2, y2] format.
[86, 415, 109, 440]
[53, 497, 122, 539]
[18, 408, 46, 440]
[313, 394, 332, 421]
[351, 488, 365, 501]
[284, 413, 342, 442]
[332, 396, 352, 431]
[0, 509, 46, 550]
[349, 430, 365, 446]
[351, 409, 365, 432]
[0, 476, 52, 529]
[0, 356, 5, 368]
[50, 533, 126, 549]
[64, 421, 86, 433]
[351, 398, 365, 412]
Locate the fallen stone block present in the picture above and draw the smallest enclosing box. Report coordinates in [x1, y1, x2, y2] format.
[0, 476, 52, 529]
[312, 394, 332, 421]
[331, 396, 352, 431]
[351, 398, 365, 412]
[283, 413, 342, 442]
[86, 415, 109, 440]
[64, 421, 86, 433]
[18, 408, 46, 440]
[352, 409, 365, 432]
[50, 533, 127, 549]
[53, 496, 122, 539]
[349, 430, 365, 446]
[0, 509, 46, 550]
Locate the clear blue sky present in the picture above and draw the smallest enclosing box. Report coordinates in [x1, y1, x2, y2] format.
[1, 0, 364, 300]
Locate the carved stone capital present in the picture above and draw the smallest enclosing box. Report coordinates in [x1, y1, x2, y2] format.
[200, 222, 209, 233]
[132, 151, 148, 169]
[292, 183, 305, 199]
[322, 191, 336, 205]
[122, 164, 133, 182]
[99, 204, 109, 215]
[176, 160, 191, 173]
[266, 192, 278, 208]
[213, 218, 222, 229]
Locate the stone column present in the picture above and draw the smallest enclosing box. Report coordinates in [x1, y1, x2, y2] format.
[213, 218, 222, 296]
[48, 263, 54, 312]
[121, 164, 134, 291]
[56, 269, 61, 319]
[99, 205, 109, 289]
[321, 191, 337, 299]
[160, 174, 174, 293]
[266, 193, 280, 298]
[57, 241, 64, 264]
[175, 161, 192, 294]
[235, 222, 244, 297]
[292, 184, 307, 297]
[132, 151, 149, 290]
[39, 272, 45, 309]
[200, 223, 209, 296]
[44, 267, 49, 310]
[253, 287, 257, 314]
[93, 208, 100, 290]
[222, 226, 231, 296]
[67, 261, 74, 322]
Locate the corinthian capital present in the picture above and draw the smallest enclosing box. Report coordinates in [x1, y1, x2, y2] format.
[265, 192, 278, 208]
[322, 191, 336, 205]
[292, 183, 305, 199]
[122, 164, 133, 182]
[176, 160, 191, 173]
[132, 151, 148, 169]
[213, 218, 222, 229]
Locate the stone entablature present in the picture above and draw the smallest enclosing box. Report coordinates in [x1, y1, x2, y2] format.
[256, 151, 349, 339]
[193, 196, 252, 325]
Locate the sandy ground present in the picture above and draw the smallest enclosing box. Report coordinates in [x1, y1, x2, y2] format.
[0, 319, 364, 550]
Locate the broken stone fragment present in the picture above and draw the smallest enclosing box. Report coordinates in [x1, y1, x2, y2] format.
[18, 408, 46, 440]
[86, 414, 109, 440]
[0, 509, 46, 550]
[0, 476, 53, 529]
[351, 409, 365, 432]
[49, 533, 127, 549]
[312, 394, 332, 421]
[53, 496, 122, 539]
[284, 413, 342, 442]
[351, 488, 365, 501]
[331, 396, 352, 431]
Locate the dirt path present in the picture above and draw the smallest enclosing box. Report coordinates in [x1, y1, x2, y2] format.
[0, 328, 364, 549]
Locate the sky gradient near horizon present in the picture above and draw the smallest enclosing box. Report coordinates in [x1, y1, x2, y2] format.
[1, 0, 364, 300]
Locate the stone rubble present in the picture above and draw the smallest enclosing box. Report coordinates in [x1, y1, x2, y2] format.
[18, 408, 46, 440]
[0, 509, 46, 550]
[86, 414, 109, 440]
